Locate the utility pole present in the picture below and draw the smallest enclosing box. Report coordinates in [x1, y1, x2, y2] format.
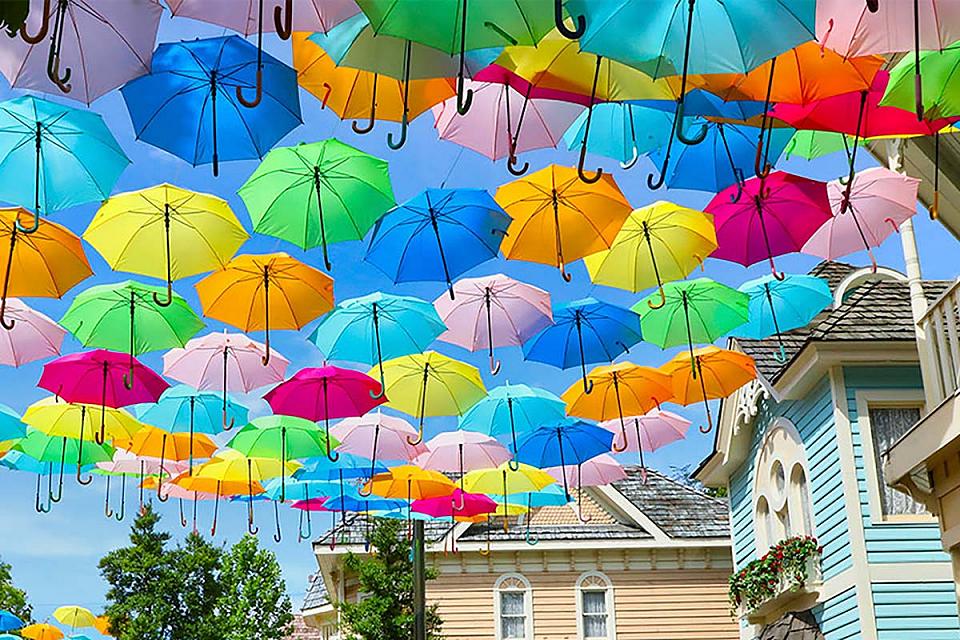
[413, 520, 426, 640]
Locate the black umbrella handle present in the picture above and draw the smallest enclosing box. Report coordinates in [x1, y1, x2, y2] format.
[681, 293, 698, 378]
[19, 0, 50, 44]
[643, 222, 667, 309]
[696, 357, 713, 434]
[754, 58, 777, 179]
[210, 70, 219, 177]
[323, 378, 339, 462]
[156, 434, 169, 502]
[455, 0, 473, 115]
[754, 197, 785, 280]
[19, 124, 42, 235]
[273, 499, 282, 543]
[575, 315, 594, 394]
[576, 56, 604, 184]
[387, 41, 412, 150]
[648, 105, 676, 190]
[123, 291, 136, 390]
[313, 168, 333, 270]
[838, 90, 868, 217]
[45, 0, 71, 93]
[179, 498, 187, 528]
[152, 204, 174, 307]
[115, 473, 126, 522]
[554, 0, 586, 39]
[97, 361, 108, 445]
[261, 267, 271, 365]
[765, 284, 789, 364]
[551, 190, 572, 282]
[504, 85, 531, 176]
[370, 303, 386, 399]
[407, 365, 429, 446]
[0, 226, 16, 330]
[236, 0, 264, 108]
[76, 406, 92, 485]
[211, 482, 221, 537]
[274, 0, 292, 39]
[104, 474, 113, 519]
[507, 397, 520, 471]
[429, 209, 455, 300]
[352, 73, 378, 134]
[247, 459, 259, 535]
[485, 289, 500, 375]
[358, 425, 379, 497]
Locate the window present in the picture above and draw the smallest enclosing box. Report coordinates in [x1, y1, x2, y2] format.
[495, 574, 531, 640]
[753, 420, 815, 551]
[577, 573, 615, 640]
[868, 406, 925, 516]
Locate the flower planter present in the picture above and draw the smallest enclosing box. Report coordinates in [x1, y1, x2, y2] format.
[738, 555, 822, 624]
[729, 536, 823, 625]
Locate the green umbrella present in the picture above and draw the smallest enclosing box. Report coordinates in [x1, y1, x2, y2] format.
[633, 277, 749, 376]
[784, 130, 864, 161]
[60, 281, 204, 387]
[14, 429, 114, 511]
[881, 42, 960, 120]
[238, 140, 395, 269]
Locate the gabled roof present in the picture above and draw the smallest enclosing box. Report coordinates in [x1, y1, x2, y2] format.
[285, 615, 326, 640]
[612, 468, 729, 538]
[301, 573, 329, 612]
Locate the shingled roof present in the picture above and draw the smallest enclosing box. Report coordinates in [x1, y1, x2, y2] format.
[301, 573, 329, 612]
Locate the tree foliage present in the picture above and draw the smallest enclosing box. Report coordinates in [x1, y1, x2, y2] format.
[0, 556, 31, 623]
[218, 535, 293, 640]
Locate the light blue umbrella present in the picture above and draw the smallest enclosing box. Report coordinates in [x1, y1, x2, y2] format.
[308, 292, 445, 395]
[735, 274, 832, 361]
[515, 419, 613, 500]
[294, 452, 387, 482]
[630, 89, 766, 121]
[0, 95, 129, 232]
[323, 494, 404, 513]
[0, 403, 25, 442]
[562, 103, 674, 168]
[0, 610, 23, 632]
[263, 476, 337, 502]
[364, 189, 511, 299]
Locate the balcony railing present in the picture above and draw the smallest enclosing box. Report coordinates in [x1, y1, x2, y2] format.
[919, 279, 960, 406]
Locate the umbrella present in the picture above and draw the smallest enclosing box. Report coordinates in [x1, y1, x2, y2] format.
[736, 274, 832, 361]
[0, 610, 23, 632]
[0, 96, 129, 232]
[599, 410, 690, 480]
[195, 253, 334, 364]
[38, 349, 169, 444]
[523, 298, 642, 393]
[0, 208, 91, 329]
[0, 0, 162, 103]
[413, 488, 497, 519]
[85, 184, 248, 306]
[458, 383, 566, 469]
[364, 189, 510, 298]
[0, 403, 24, 442]
[308, 292, 445, 396]
[495, 165, 632, 281]
[53, 606, 96, 630]
[0, 299, 65, 366]
[434, 274, 553, 375]
[181, 453, 270, 536]
[121, 36, 301, 177]
[882, 41, 960, 120]
[331, 413, 426, 494]
[14, 430, 113, 511]
[164, 332, 288, 430]
[634, 278, 749, 374]
[804, 166, 922, 271]
[583, 202, 717, 301]
[783, 130, 864, 161]
[562, 103, 674, 168]
[168, 0, 359, 38]
[238, 140, 395, 269]
[20, 623, 63, 640]
[365, 465, 456, 534]
[122, 425, 217, 501]
[515, 419, 612, 499]
[661, 346, 757, 433]
[60, 281, 204, 386]
[376, 351, 486, 445]
[546, 454, 626, 522]
[96, 448, 188, 522]
[92, 618, 109, 637]
[263, 366, 385, 461]
[418, 430, 511, 508]
[706, 172, 832, 278]
[462, 461, 554, 543]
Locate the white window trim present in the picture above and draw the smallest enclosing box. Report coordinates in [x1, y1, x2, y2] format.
[752, 418, 816, 550]
[855, 389, 933, 525]
[575, 571, 616, 640]
[494, 573, 533, 640]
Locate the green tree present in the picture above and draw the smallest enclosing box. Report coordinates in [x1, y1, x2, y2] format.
[338, 519, 442, 640]
[0, 557, 31, 622]
[217, 534, 293, 640]
[170, 533, 223, 640]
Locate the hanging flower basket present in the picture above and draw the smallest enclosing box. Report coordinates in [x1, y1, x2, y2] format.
[729, 535, 823, 620]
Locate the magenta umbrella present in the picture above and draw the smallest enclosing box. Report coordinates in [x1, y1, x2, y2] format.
[39, 349, 169, 444]
[434, 274, 553, 375]
[263, 366, 387, 462]
[163, 332, 289, 431]
[706, 172, 832, 279]
[418, 430, 511, 508]
[546, 454, 626, 523]
[412, 489, 497, 518]
[600, 410, 690, 482]
[331, 412, 427, 495]
[803, 166, 920, 272]
[0, 298, 65, 367]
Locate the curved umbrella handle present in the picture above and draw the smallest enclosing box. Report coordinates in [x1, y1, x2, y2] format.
[115, 474, 126, 522]
[19, 0, 50, 43]
[611, 431, 629, 453]
[525, 528, 540, 546]
[489, 354, 501, 376]
[558, 260, 572, 283]
[768, 256, 786, 281]
[576, 138, 603, 184]
[325, 425, 340, 463]
[774, 343, 789, 364]
[506, 153, 529, 176]
[273, 0, 292, 39]
[15, 213, 39, 235]
[647, 285, 666, 310]
[577, 496, 593, 524]
[370, 362, 386, 399]
[699, 401, 714, 434]
[35, 472, 50, 513]
[675, 102, 707, 146]
[247, 515, 259, 536]
[729, 169, 745, 203]
[351, 79, 377, 134]
[46, 49, 71, 94]
[179, 498, 188, 528]
[387, 113, 409, 150]
[619, 145, 639, 170]
[104, 475, 113, 519]
[406, 427, 424, 446]
[581, 376, 594, 395]
[273, 500, 282, 543]
[554, 0, 585, 39]
[152, 285, 173, 308]
[452, 491, 466, 512]
[76, 465, 92, 486]
[456, 76, 473, 116]
[647, 152, 669, 191]
[236, 69, 263, 108]
[866, 0, 879, 11]
[211, 488, 220, 537]
[0, 303, 14, 331]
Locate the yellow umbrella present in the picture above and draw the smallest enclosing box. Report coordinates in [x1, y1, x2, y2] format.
[195, 252, 334, 365]
[660, 346, 756, 434]
[461, 462, 554, 495]
[84, 184, 249, 306]
[53, 605, 97, 629]
[120, 426, 218, 502]
[20, 624, 63, 640]
[583, 202, 717, 302]
[494, 164, 632, 281]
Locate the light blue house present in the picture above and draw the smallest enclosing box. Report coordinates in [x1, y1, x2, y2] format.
[695, 259, 960, 640]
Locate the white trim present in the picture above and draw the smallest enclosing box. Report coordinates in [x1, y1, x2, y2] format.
[591, 485, 671, 542]
[833, 267, 906, 309]
[575, 571, 616, 640]
[494, 573, 533, 640]
[316, 536, 733, 556]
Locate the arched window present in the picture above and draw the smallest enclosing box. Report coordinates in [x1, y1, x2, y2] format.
[495, 574, 532, 640]
[791, 464, 813, 536]
[576, 572, 615, 640]
[754, 419, 815, 551]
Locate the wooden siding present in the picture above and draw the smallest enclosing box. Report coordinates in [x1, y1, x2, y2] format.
[812, 587, 860, 640]
[872, 581, 960, 640]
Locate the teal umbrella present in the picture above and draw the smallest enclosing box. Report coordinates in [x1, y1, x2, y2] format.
[735, 274, 832, 361]
[562, 103, 674, 168]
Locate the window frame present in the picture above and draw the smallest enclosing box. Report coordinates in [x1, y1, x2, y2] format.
[575, 572, 616, 640]
[494, 573, 533, 640]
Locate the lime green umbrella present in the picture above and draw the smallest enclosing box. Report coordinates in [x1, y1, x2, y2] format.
[881, 42, 960, 120]
[633, 277, 749, 375]
[14, 429, 114, 511]
[784, 130, 864, 161]
[60, 281, 204, 386]
[238, 140, 395, 270]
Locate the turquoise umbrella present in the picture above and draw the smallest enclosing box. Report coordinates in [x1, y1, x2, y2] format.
[561, 103, 674, 168]
[735, 274, 832, 361]
[0, 403, 25, 442]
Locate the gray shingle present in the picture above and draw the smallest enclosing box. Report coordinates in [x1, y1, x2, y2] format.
[611, 467, 729, 538]
[301, 573, 329, 611]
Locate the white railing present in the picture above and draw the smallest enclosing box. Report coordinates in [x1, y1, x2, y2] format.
[919, 279, 960, 406]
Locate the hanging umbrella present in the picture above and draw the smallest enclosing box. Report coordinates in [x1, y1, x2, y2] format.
[0, 208, 91, 329]
[546, 454, 626, 522]
[121, 425, 217, 501]
[2, 447, 92, 514]
[523, 298, 642, 393]
[141, 473, 217, 530]
[0, 299, 65, 366]
[178, 453, 269, 537]
[164, 332, 288, 430]
[599, 410, 690, 481]
[168, 0, 359, 38]
[562, 103, 674, 168]
[660, 346, 757, 433]
[20, 623, 63, 640]
[14, 430, 113, 510]
[413, 489, 497, 519]
[121, 36, 301, 177]
[583, 202, 717, 300]
[434, 274, 553, 375]
[97, 448, 188, 522]
[882, 41, 960, 120]
[514, 419, 613, 500]
[53, 606, 96, 630]
[0, 610, 23, 632]
[365, 464, 456, 534]
[706, 172, 832, 278]
[263, 366, 385, 461]
[84, 184, 248, 306]
[331, 413, 426, 495]
[195, 253, 335, 365]
[735, 274, 832, 361]
[376, 351, 486, 445]
[783, 130, 864, 161]
[0, 403, 25, 442]
[0, 96, 129, 232]
[495, 165, 632, 281]
[309, 292, 445, 397]
[462, 461, 554, 544]
[418, 430, 511, 508]
[364, 189, 510, 299]
[60, 281, 204, 387]
[238, 140, 394, 269]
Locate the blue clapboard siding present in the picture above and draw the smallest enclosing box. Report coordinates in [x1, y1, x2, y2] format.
[873, 582, 960, 640]
[843, 366, 952, 565]
[813, 587, 860, 640]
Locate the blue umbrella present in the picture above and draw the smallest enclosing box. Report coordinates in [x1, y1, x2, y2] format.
[515, 418, 613, 500]
[561, 103, 674, 168]
[295, 453, 387, 482]
[309, 292, 446, 396]
[324, 494, 404, 513]
[523, 298, 642, 394]
[0, 450, 92, 513]
[735, 274, 832, 362]
[0, 404, 24, 442]
[121, 36, 302, 177]
[459, 383, 566, 469]
[630, 89, 766, 122]
[0, 610, 23, 632]
[0, 95, 129, 233]
[364, 188, 511, 299]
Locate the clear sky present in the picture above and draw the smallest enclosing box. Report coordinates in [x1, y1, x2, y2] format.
[0, 12, 956, 629]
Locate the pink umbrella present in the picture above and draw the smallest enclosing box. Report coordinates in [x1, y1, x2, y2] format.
[803, 167, 920, 271]
[418, 430, 511, 508]
[706, 172, 832, 279]
[412, 488, 496, 518]
[472, 65, 597, 106]
[263, 366, 387, 462]
[331, 413, 427, 495]
[163, 332, 289, 431]
[546, 454, 626, 523]
[39, 349, 169, 445]
[600, 410, 691, 482]
[434, 274, 553, 375]
[96, 449, 191, 523]
[290, 498, 332, 512]
[0, 0, 162, 104]
[0, 299, 65, 367]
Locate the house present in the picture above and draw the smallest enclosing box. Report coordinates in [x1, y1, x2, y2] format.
[694, 256, 960, 640]
[299, 466, 740, 640]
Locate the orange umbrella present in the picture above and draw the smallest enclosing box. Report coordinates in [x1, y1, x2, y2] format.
[93, 616, 111, 636]
[661, 346, 756, 434]
[121, 425, 217, 501]
[20, 624, 63, 640]
[173, 471, 265, 537]
[195, 252, 334, 364]
[0, 207, 92, 329]
[365, 465, 456, 500]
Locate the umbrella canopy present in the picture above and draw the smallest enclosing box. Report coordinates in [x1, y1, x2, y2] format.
[121, 426, 217, 465]
[562, 102, 674, 167]
[882, 41, 960, 119]
[0, 404, 25, 443]
[783, 130, 863, 161]
[661, 345, 756, 432]
[599, 409, 690, 471]
[53, 606, 96, 629]
[735, 274, 832, 360]
[413, 489, 497, 519]
[0, 299, 65, 367]
[419, 431, 512, 473]
[24, 397, 143, 442]
[364, 465, 456, 501]
[816, 0, 960, 57]
[238, 140, 395, 268]
[228, 415, 334, 464]
[0, 610, 23, 632]
[331, 412, 426, 487]
[514, 419, 613, 497]
[20, 623, 63, 640]
[547, 454, 626, 487]
[365, 189, 510, 298]
[168, 0, 359, 35]
[461, 462, 554, 496]
[434, 274, 553, 375]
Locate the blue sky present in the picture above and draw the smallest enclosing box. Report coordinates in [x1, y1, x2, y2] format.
[0, 12, 956, 629]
